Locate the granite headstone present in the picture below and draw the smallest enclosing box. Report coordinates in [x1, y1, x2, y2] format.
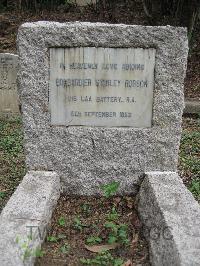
[17, 22, 188, 195]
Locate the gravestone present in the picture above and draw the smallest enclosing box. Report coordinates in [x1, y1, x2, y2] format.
[75, 0, 96, 6]
[17, 22, 188, 195]
[0, 53, 19, 114]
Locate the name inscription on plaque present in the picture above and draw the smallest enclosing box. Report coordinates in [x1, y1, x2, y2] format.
[49, 47, 155, 127]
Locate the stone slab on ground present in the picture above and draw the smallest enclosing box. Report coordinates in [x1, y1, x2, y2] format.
[17, 22, 188, 195]
[138, 171, 200, 266]
[184, 99, 200, 114]
[0, 171, 60, 266]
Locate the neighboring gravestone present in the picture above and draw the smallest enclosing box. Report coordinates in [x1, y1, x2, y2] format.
[17, 22, 188, 195]
[75, 0, 96, 6]
[0, 53, 19, 114]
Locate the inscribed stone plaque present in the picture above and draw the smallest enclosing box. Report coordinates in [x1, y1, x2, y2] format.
[0, 53, 19, 113]
[49, 47, 155, 127]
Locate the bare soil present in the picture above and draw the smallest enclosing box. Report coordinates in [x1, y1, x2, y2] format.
[36, 195, 149, 266]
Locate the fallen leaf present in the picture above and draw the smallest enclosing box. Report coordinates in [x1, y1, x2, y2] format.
[139, 254, 148, 262]
[131, 233, 139, 248]
[126, 197, 134, 209]
[85, 243, 119, 253]
[131, 213, 142, 229]
[113, 197, 121, 204]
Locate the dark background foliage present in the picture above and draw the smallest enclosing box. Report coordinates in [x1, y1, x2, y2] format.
[1, 0, 199, 39]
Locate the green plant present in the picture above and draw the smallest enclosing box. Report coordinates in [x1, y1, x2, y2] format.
[73, 217, 87, 231]
[106, 207, 119, 221]
[58, 216, 66, 226]
[0, 192, 6, 199]
[34, 247, 45, 258]
[105, 222, 118, 244]
[101, 181, 120, 198]
[47, 235, 58, 242]
[86, 236, 102, 245]
[80, 251, 124, 266]
[47, 233, 66, 242]
[81, 203, 91, 215]
[118, 224, 130, 246]
[60, 243, 70, 254]
[189, 179, 200, 200]
[105, 222, 130, 246]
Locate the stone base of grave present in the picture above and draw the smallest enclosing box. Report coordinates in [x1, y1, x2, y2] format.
[0, 171, 199, 266]
[138, 172, 200, 266]
[61, 173, 144, 196]
[0, 171, 60, 266]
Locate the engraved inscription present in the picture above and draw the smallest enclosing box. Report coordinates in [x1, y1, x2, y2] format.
[49, 47, 155, 127]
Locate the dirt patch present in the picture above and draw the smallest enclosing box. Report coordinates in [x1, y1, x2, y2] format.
[0, 2, 148, 53]
[36, 194, 149, 266]
[184, 27, 200, 100]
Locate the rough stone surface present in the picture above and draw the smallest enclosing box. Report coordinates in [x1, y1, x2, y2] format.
[0, 171, 60, 266]
[74, 0, 96, 6]
[138, 172, 200, 266]
[17, 22, 188, 194]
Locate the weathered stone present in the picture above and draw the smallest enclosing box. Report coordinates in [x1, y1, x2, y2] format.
[74, 0, 96, 6]
[49, 47, 155, 127]
[17, 22, 188, 194]
[0, 53, 19, 114]
[0, 171, 60, 266]
[138, 172, 200, 266]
